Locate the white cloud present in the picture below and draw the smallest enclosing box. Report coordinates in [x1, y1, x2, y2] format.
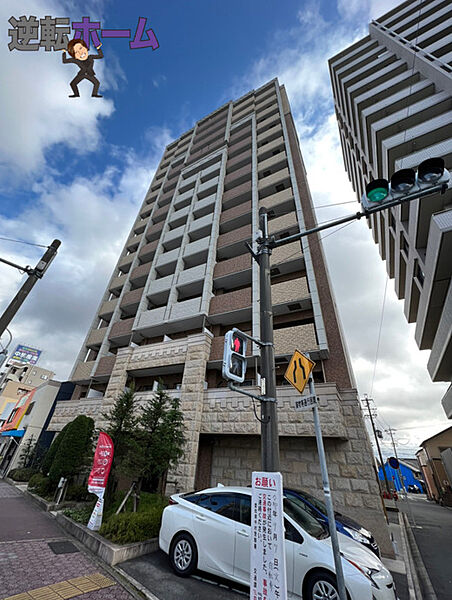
[0, 0, 114, 177]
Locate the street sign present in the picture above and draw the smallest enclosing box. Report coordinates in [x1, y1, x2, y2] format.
[251, 472, 287, 600]
[294, 394, 319, 411]
[388, 456, 399, 469]
[284, 350, 315, 394]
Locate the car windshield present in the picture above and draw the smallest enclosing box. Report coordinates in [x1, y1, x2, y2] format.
[283, 496, 329, 539]
[290, 489, 342, 518]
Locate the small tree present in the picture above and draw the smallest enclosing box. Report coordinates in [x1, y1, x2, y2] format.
[102, 384, 138, 505]
[17, 436, 36, 469]
[48, 415, 94, 486]
[41, 422, 71, 476]
[125, 386, 186, 501]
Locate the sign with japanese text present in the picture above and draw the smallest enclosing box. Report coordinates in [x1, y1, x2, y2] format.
[251, 472, 287, 600]
[294, 394, 319, 411]
[10, 345, 42, 366]
[87, 432, 114, 531]
[284, 350, 315, 395]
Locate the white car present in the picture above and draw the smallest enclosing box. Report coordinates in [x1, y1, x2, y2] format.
[159, 485, 398, 600]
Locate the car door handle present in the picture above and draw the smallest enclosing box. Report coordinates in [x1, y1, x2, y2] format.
[237, 530, 249, 537]
[195, 515, 207, 521]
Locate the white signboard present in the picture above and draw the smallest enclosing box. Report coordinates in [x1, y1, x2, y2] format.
[294, 394, 319, 411]
[251, 471, 287, 600]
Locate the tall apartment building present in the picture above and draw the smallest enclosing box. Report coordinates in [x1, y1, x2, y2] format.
[49, 78, 392, 552]
[329, 0, 452, 417]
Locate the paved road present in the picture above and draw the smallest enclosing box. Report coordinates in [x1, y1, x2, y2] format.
[0, 481, 135, 600]
[400, 494, 452, 600]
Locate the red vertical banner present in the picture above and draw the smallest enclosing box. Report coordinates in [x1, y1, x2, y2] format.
[87, 432, 114, 531]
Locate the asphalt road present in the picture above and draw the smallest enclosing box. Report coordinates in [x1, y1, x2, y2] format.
[120, 549, 248, 600]
[400, 494, 452, 599]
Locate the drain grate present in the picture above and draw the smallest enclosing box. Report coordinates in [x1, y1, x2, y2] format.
[48, 540, 80, 555]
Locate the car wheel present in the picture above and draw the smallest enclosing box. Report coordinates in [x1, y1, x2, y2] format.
[305, 571, 345, 600]
[169, 532, 197, 577]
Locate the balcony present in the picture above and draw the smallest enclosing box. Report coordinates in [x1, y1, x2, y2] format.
[226, 149, 251, 173]
[228, 136, 252, 158]
[198, 176, 219, 199]
[86, 327, 108, 349]
[268, 212, 298, 236]
[208, 288, 252, 324]
[222, 180, 251, 210]
[177, 263, 206, 286]
[183, 236, 210, 260]
[99, 298, 118, 320]
[220, 200, 252, 233]
[258, 151, 287, 174]
[256, 113, 280, 134]
[229, 125, 252, 145]
[271, 278, 310, 315]
[162, 225, 185, 251]
[258, 168, 290, 196]
[259, 187, 294, 216]
[109, 275, 126, 294]
[153, 205, 169, 223]
[156, 247, 180, 269]
[133, 215, 150, 234]
[257, 124, 283, 146]
[126, 232, 143, 251]
[137, 306, 167, 331]
[72, 360, 95, 383]
[214, 253, 251, 280]
[159, 190, 173, 206]
[145, 221, 164, 242]
[217, 224, 251, 260]
[188, 214, 213, 241]
[174, 188, 193, 209]
[257, 136, 285, 159]
[138, 239, 159, 262]
[148, 274, 174, 297]
[109, 317, 134, 345]
[274, 323, 318, 356]
[186, 139, 224, 165]
[94, 355, 116, 380]
[170, 297, 202, 320]
[193, 194, 216, 219]
[130, 262, 152, 286]
[169, 204, 190, 228]
[224, 163, 251, 191]
[120, 287, 144, 316]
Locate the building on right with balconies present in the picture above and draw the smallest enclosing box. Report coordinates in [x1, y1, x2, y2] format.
[328, 0, 452, 417]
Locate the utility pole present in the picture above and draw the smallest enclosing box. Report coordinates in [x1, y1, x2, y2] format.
[0, 240, 61, 338]
[363, 396, 391, 496]
[258, 209, 280, 472]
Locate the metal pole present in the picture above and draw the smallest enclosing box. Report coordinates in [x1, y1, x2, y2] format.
[309, 376, 347, 600]
[364, 397, 391, 496]
[387, 427, 416, 525]
[258, 208, 280, 472]
[0, 240, 61, 338]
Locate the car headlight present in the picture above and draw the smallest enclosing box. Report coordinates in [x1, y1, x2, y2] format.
[345, 558, 380, 589]
[343, 526, 369, 544]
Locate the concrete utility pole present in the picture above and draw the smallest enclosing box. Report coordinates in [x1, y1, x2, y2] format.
[363, 396, 391, 496]
[0, 240, 61, 338]
[258, 209, 280, 472]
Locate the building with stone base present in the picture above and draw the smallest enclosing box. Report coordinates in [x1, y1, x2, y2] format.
[49, 79, 393, 555]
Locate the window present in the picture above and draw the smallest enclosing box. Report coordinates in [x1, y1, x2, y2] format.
[25, 402, 34, 416]
[415, 260, 425, 287]
[283, 497, 328, 539]
[196, 493, 239, 521]
[284, 518, 304, 543]
[275, 183, 284, 192]
[237, 494, 251, 526]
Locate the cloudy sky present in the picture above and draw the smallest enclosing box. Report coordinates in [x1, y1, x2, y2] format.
[0, 0, 449, 458]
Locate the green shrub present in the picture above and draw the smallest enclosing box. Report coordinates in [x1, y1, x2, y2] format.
[65, 484, 97, 502]
[9, 467, 37, 481]
[100, 506, 164, 544]
[41, 423, 71, 475]
[63, 505, 96, 525]
[28, 473, 53, 497]
[48, 415, 94, 486]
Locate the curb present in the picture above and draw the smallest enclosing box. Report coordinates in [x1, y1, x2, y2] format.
[114, 566, 161, 600]
[397, 511, 419, 599]
[401, 512, 437, 600]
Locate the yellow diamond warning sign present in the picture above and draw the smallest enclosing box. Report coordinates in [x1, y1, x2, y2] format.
[284, 350, 315, 394]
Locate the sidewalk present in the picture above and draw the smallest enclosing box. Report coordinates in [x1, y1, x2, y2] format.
[0, 481, 137, 600]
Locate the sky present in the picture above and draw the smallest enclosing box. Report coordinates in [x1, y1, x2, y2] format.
[0, 0, 450, 459]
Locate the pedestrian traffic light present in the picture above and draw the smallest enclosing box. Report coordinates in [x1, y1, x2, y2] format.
[361, 158, 450, 211]
[222, 330, 247, 383]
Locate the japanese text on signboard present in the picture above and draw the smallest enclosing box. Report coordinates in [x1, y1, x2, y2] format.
[251, 472, 287, 600]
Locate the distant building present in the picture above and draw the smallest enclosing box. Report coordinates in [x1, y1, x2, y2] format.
[329, 0, 452, 418]
[416, 426, 452, 505]
[378, 457, 425, 492]
[0, 362, 54, 394]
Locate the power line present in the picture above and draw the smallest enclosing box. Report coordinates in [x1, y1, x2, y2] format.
[313, 201, 356, 209]
[0, 236, 49, 249]
[369, 275, 388, 398]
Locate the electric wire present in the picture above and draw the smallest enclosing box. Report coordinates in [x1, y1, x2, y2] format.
[0, 236, 48, 249]
[313, 200, 356, 209]
[369, 275, 389, 398]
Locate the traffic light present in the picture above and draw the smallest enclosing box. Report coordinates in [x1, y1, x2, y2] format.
[361, 158, 450, 211]
[222, 330, 247, 383]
